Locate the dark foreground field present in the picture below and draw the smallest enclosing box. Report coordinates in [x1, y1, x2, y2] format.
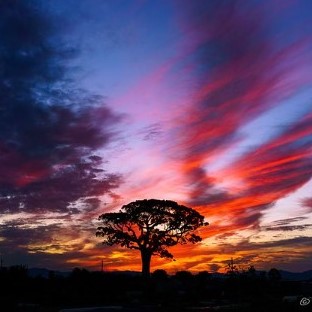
[1, 266, 311, 312]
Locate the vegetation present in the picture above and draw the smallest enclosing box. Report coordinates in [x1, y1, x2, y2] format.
[96, 199, 208, 277]
[0, 265, 310, 311]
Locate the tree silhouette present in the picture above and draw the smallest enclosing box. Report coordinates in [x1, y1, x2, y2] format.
[226, 258, 239, 276]
[268, 267, 281, 281]
[96, 199, 208, 277]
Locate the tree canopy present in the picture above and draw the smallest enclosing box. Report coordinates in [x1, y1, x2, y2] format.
[96, 199, 208, 277]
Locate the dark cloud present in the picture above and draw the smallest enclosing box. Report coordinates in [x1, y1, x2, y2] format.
[0, 247, 93, 270]
[0, 158, 122, 214]
[220, 236, 312, 254]
[270, 217, 308, 226]
[301, 197, 312, 212]
[234, 211, 263, 229]
[0, 218, 104, 269]
[0, 1, 123, 214]
[187, 168, 234, 207]
[261, 216, 311, 232]
[207, 237, 312, 271]
[0, 223, 60, 247]
[215, 232, 236, 240]
[263, 224, 312, 232]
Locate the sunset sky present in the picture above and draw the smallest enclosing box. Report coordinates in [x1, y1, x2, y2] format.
[0, 0, 312, 274]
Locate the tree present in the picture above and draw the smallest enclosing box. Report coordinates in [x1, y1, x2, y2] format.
[268, 268, 281, 281]
[226, 258, 239, 277]
[96, 199, 208, 278]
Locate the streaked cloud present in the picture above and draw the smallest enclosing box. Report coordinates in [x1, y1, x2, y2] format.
[0, 0, 311, 274]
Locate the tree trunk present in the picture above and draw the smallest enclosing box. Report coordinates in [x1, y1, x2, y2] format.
[140, 249, 151, 278]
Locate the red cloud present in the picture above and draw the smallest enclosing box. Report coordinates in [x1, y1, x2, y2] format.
[169, 1, 312, 232]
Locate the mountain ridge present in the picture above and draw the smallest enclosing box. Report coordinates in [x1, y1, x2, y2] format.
[26, 267, 312, 281]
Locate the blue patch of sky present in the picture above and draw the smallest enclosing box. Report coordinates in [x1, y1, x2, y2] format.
[48, 0, 180, 99]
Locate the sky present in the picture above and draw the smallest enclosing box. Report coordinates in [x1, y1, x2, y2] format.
[0, 0, 312, 274]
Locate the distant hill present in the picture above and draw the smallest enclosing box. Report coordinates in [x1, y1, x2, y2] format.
[26, 268, 312, 281]
[28, 268, 70, 278]
[27, 268, 142, 278]
[279, 270, 312, 281]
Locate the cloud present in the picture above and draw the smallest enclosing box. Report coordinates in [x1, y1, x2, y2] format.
[189, 112, 311, 232]
[215, 232, 236, 241]
[225, 114, 312, 202]
[138, 123, 163, 141]
[218, 236, 312, 254]
[202, 235, 312, 271]
[174, 0, 303, 164]
[169, 0, 312, 233]
[0, 1, 123, 214]
[0, 214, 107, 269]
[186, 167, 234, 206]
[260, 216, 312, 232]
[301, 197, 312, 212]
[0, 223, 60, 248]
[263, 225, 312, 232]
[272, 217, 308, 226]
